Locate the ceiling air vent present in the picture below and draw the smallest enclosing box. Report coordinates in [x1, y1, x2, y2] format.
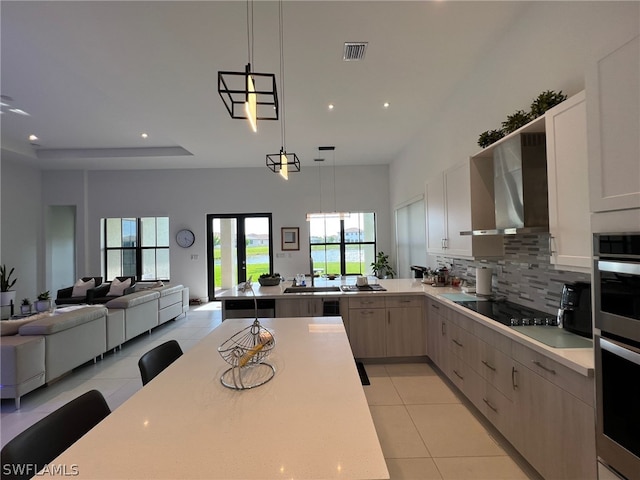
[343, 42, 368, 61]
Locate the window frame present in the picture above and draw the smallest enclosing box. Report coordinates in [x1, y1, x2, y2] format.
[309, 213, 377, 277]
[102, 217, 170, 282]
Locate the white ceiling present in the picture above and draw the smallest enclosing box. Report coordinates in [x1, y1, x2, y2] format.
[1, 1, 528, 171]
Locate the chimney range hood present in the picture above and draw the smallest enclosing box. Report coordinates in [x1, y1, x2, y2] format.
[461, 132, 549, 236]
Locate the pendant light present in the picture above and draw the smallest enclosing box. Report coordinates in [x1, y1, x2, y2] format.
[266, 0, 300, 179]
[218, 0, 278, 132]
[306, 146, 350, 220]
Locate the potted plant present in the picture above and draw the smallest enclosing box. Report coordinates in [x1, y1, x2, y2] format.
[501, 110, 532, 134]
[1, 265, 17, 307]
[371, 252, 396, 279]
[20, 298, 32, 315]
[35, 291, 51, 313]
[530, 90, 567, 118]
[477, 129, 505, 148]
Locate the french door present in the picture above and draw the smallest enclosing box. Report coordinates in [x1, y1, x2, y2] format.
[206, 213, 273, 300]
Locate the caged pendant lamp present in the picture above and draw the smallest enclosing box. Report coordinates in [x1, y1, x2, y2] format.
[218, 0, 278, 132]
[266, 0, 300, 180]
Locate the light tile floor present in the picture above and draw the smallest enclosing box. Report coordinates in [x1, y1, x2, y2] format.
[1, 305, 541, 479]
[364, 362, 541, 480]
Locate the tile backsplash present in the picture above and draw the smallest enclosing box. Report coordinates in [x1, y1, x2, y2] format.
[436, 235, 591, 315]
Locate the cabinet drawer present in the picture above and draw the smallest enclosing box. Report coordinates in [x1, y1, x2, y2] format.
[511, 342, 594, 406]
[472, 377, 514, 440]
[473, 339, 515, 401]
[348, 296, 386, 309]
[386, 296, 423, 308]
[349, 307, 386, 321]
[448, 354, 470, 392]
[448, 322, 473, 363]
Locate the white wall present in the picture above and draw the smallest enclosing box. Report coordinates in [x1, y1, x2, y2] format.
[0, 157, 42, 303]
[41, 165, 390, 300]
[389, 2, 640, 209]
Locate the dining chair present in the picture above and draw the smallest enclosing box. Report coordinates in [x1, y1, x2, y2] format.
[0, 389, 110, 480]
[138, 340, 183, 386]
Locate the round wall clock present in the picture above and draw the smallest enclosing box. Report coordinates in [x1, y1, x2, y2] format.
[176, 229, 195, 248]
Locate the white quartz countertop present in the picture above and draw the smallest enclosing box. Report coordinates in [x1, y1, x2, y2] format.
[217, 278, 594, 376]
[45, 317, 389, 480]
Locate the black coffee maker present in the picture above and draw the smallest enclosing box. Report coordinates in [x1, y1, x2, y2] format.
[557, 282, 593, 338]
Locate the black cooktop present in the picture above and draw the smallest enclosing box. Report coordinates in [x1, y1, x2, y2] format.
[454, 300, 558, 326]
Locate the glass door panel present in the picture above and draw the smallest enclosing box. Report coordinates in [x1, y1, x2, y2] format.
[208, 214, 272, 299]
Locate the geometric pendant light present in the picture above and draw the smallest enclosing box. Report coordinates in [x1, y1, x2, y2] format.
[266, 0, 300, 179]
[218, 1, 278, 132]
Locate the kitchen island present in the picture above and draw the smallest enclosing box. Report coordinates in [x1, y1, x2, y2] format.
[44, 316, 389, 480]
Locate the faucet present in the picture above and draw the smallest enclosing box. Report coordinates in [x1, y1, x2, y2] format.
[310, 256, 315, 287]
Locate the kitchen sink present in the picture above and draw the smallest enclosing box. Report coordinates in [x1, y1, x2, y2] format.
[283, 286, 341, 293]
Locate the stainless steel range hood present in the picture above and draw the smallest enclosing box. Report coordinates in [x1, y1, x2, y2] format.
[461, 132, 549, 236]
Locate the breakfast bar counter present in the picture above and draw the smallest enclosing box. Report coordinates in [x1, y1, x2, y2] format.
[45, 316, 389, 479]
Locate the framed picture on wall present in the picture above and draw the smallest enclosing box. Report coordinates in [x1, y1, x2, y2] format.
[281, 227, 299, 251]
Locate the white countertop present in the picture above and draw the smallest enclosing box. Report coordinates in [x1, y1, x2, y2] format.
[45, 317, 389, 480]
[217, 278, 594, 377]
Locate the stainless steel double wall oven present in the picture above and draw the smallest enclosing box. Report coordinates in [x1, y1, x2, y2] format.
[594, 233, 640, 480]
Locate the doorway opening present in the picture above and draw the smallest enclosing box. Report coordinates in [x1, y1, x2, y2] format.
[206, 213, 273, 300]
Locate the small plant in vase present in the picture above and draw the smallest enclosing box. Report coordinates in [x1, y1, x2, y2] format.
[35, 291, 51, 313]
[371, 252, 396, 279]
[20, 298, 32, 315]
[0, 265, 17, 310]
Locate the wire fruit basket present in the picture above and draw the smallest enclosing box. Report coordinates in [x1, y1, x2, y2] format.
[218, 319, 275, 390]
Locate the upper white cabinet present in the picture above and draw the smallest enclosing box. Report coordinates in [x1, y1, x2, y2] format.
[426, 161, 503, 259]
[545, 91, 591, 272]
[587, 35, 640, 213]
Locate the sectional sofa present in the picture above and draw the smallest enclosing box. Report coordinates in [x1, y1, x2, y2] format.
[0, 284, 189, 409]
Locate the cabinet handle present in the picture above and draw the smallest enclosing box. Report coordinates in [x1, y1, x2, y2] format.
[481, 360, 496, 371]
[532, 360, 556, 375]
[511, 366, 518, 390]
[441, 322, 446, 336]
[549, 235, 556, 255]
[431, 304, 440, 310]
[483, 398, 498, 413]
[452, 339, 463, 348]
[387, 311, 390, 324]
[399, 300, 411, 303]
[453, 369, 464, 380]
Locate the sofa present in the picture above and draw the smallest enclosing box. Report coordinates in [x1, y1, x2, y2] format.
[1, 306, 107, 408]
[55, 276, 103, 305]
[1, 284, 189, 408]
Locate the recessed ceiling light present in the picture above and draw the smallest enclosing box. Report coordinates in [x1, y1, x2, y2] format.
[28, 134, 38, 141]
[328, 104, 335, 111]
[141, 133, 149, 139]
[383, 102, 390, 108]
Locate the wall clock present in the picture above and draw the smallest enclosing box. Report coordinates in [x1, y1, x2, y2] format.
[176, 229, 195, 248]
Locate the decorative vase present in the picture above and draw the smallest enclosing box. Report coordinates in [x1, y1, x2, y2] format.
[20, 305, 31, 315]
[0, 291, 16, 307]
[35, 300, 51, 313]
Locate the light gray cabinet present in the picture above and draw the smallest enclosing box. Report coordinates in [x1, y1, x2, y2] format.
[349, 296, 425, 358]
[426, 300, 596, 479]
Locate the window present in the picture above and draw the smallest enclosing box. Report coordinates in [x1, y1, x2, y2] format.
[103, 217, 170, 281]
[309, 213, 376, 276]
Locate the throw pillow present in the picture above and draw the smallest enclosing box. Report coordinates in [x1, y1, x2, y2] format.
[0, 315, 46, 336]
[107, 277, 131, 297]
[71, 278, 95, 297]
